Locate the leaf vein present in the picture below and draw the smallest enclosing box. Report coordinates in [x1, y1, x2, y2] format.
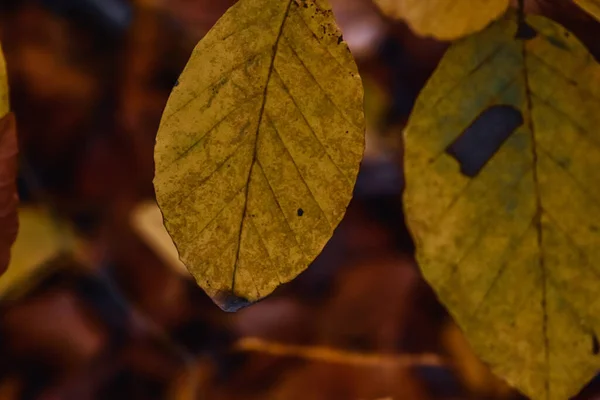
[537, 145, 600, 206]
[471, 213, 537, 319]
[231, 0, 294, 293]
[291, 7, 351, 74]
[522, 38, 550, 399]
[248, 216, 282, 285]
[164, 51, 268, 121]
[543, 213, 600, 282]
[444, 168, 533, 282]
[272, 68, 353, 187]
[264, 114, 333, 229]
[528, 51, 600, 105]
[168, 135, 253, 209]
[182, 184, 246, 254]
[531, 93, 600, 151]
[280, 35, 361, 131]
[422, 41, 508, 112]
[255, 159, 310, 253]
[166, 92, 262, 169]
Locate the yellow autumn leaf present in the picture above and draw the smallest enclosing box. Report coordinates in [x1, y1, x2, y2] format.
[404, 11, 600, 400]
[0, 207, 78, 302]
[373, 0, 509, 41]
[154, 0, 365, 311]
[574, 0, 600, 22]
[0, 42, 7, 117]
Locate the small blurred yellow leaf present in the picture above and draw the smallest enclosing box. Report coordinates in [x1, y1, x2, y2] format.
[373, 0, 509, 40]
[574, 0, 600, 22]
[130, 202, 189, 276]
[404, 11, 600, 400]
[154, 0, 365, 311]
[0, 207, 77, 302]
[0, 42, 8, 117]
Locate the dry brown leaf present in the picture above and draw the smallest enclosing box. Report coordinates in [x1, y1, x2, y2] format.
[0, 113, 18, 274]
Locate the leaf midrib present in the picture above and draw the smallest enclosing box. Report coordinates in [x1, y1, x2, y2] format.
[521, 36, 550, 400]
[230, 0, 294, 294]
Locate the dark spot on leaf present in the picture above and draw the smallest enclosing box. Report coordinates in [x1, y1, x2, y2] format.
[593, 333, 599, 355]
[546, 36, 569, 51]
[590, 225, 599, 233]
[557, 157, 571, 168]
[564, 31, 570, 38]
[214, 291, 252, 312]
[337, 35, 344, 45]
[446, 105, 523, 178]
[515, 21, 537, 40]
[297, 208, 304, 217]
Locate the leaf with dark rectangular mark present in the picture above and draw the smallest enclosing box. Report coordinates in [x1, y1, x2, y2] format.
[404, 12, 600, 399]
[446, 105, 523, 178]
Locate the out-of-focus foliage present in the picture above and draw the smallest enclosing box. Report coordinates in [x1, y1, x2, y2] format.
[574, 0, 600, 22]
[154, 0, 365, 310]
[0, 207, 77, 301]
[404, 10, 600, 399]
[373, 0, 509, 40]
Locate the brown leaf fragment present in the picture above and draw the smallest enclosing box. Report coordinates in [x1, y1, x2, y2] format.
[0, 113, 19, 274]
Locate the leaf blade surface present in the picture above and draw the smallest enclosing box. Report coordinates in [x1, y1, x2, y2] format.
[154, 0, 365, 311]
[404, 11, 600, 399]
